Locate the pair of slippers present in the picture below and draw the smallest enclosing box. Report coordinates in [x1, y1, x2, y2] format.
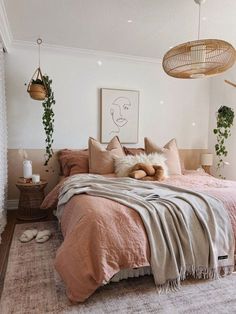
[19, 229, 51, 243]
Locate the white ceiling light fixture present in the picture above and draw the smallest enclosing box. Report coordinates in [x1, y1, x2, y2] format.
[162, 0, 236, 79]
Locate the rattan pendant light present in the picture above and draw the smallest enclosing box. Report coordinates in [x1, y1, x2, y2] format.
[162, 0, 236, 79]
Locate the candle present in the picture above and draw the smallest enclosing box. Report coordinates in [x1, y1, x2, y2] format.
[32, 174, 40, 183]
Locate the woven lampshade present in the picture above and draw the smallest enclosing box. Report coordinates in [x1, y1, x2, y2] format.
[200, 153, 213, 166]
[162, 39, 236, 79]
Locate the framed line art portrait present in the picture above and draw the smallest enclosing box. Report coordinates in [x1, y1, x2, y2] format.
[100, 88, 139, 143]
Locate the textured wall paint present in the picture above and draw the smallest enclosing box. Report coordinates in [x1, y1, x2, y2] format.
[6, 46, 210, 150]
[208, 64, 236, 180]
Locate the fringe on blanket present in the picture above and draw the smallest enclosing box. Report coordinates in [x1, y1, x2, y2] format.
[156, 265, 234, 293]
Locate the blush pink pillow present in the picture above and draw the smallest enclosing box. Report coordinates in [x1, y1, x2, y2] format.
[58, 149, 89, 176]
[123, 147, 145, 156]
[40, 179, 66, 209]
[89, 136, 125, 174]
[144, 138, 182, 175]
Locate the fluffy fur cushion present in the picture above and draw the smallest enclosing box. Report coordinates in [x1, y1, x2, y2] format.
[114, 153, 168, 178]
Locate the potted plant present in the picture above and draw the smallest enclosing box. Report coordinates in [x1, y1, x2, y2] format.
[42, 75, 55, 166]
[27, 66, 48, 101]
[28, 77, 47, 101]
[213, 105, 234, 178]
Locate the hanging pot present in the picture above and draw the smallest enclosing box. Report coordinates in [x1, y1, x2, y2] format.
[27, 67, 47, 101]
[28, 83, 46, 100]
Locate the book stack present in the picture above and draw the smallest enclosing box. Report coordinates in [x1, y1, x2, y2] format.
[18, 177, 32, 184]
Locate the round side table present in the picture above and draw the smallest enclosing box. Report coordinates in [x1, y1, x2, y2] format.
[16, 180, 48, 221]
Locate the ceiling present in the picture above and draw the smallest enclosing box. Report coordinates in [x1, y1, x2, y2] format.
[3, 0, 236, 59]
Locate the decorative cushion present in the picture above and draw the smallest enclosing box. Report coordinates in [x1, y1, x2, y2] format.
[40, 179, 66, 209]
[144, 138, 182, 175]
[123, 147, 145, 156]
[89, 136, 125, 174]
[58, 149, 89, 177]
[114, 152, 168, 178]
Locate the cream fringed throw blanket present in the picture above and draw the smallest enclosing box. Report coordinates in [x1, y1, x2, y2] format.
[57, 174, 235, 291]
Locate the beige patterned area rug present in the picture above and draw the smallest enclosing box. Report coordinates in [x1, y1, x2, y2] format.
[0, 221, 236, 314]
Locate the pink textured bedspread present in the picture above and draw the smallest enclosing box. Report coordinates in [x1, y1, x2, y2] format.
[165, 171, 236, 244]
[53, 171, 236, 302]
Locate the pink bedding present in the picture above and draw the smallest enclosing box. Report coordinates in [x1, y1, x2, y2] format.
[43, 171, 236, 302]
[164, 171, 236, 243]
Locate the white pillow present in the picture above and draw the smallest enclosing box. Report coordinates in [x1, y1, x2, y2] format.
[114, 153, 168, 178]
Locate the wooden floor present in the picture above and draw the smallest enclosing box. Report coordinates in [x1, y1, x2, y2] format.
[0, 209, 55, 299]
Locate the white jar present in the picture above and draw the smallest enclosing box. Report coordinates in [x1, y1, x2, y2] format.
[32, 174, 40, 183]
[23, 160, 32, 179]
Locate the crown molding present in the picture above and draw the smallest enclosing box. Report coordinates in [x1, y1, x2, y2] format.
[0, 0, 162, 64]
[0, 0, 13, 50]
[11, 39, 162, 64]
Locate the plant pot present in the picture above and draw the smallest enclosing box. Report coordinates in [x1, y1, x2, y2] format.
[28, 83, 47, 101]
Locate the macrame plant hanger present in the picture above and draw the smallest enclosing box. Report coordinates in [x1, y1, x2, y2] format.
[27, 38, 48, 101]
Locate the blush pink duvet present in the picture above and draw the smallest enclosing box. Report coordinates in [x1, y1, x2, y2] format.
[46, 171, 236, 302]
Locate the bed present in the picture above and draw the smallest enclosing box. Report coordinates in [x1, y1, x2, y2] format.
[40, 143, 236, 303]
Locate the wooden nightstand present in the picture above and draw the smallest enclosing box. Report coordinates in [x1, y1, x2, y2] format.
[16, 180, 48, 221]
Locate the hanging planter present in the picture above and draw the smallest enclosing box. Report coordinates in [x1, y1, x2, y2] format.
[26, 38, 56, 166]
[27, 39, 48, 101]
[27, 67, 47, 100]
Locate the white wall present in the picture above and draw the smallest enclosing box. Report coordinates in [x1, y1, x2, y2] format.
[6, 45, 210, 150]
[208, 65, 236, 180]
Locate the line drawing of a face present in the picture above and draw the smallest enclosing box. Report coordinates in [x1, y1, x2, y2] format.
[109, 97, 131, 134]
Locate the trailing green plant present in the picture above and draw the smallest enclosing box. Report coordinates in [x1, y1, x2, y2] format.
[32, 78, 44, 86]
[213, 105, 234, 178]
[42, 75, 55, 166]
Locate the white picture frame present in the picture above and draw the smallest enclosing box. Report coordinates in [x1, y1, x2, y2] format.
[100, 88, 139, 143]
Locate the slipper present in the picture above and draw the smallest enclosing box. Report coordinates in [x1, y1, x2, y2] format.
[19, 229, 38, 243]
[35, 230, 51, 243]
